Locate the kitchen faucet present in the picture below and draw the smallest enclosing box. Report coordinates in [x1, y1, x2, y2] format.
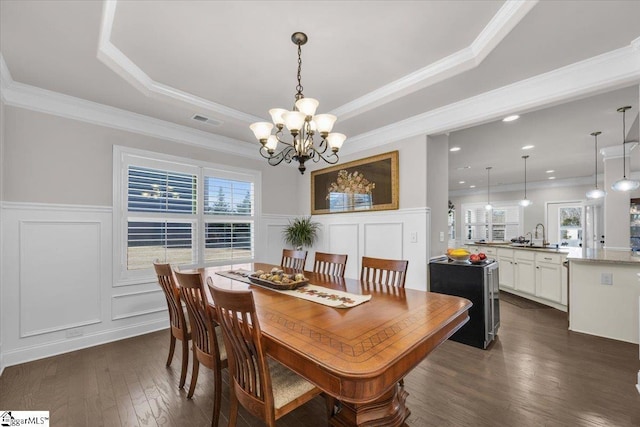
[525, 231, 533, 246]
[535, 223, 548, 246]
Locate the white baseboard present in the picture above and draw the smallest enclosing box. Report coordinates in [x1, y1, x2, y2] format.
[1, 318, 167, 369]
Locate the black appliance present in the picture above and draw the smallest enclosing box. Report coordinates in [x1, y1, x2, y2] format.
[429, 258, 500, 349]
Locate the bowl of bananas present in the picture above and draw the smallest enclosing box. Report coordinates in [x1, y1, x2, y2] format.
[446, 248, 471, 263]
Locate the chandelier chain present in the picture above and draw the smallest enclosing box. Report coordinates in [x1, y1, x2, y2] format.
[295, 43, 304, 100]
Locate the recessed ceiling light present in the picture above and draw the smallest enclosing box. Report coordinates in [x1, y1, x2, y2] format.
[503, 115, 520, 122]
[548, 176, 556, 180]
[522, 145, 535, 150]
[470, 185, 476, 188]
[459, 181, 465, 184]
[450, 146, 461, 152]
[546, 170, 554, 173]
[456, 166, 471, 170]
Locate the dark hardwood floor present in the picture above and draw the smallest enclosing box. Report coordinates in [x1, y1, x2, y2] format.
[1, 294, 639, 426]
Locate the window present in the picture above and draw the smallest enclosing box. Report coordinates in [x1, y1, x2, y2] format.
[558, 206, 582, 247]
[114, 147, 260, 283]
[462, 203, 522, 243]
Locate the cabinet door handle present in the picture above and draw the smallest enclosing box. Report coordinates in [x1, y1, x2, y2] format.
[543, 257, 552, 261]
[536, 266, 540, 269]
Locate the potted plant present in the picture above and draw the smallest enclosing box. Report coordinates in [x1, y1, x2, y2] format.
[283, 216, 320, 250]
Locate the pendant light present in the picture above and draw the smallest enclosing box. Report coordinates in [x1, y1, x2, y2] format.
[519, 155, 532, 207]
[611, 106, 639, 191]
[485, 166, 493, 211]
[586, 131, 606, 199]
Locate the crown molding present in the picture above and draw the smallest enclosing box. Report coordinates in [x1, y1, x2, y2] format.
[97, 0, 536, 125]
[341, 41, 640, 156]
[330, 0, 538, 120]
[0, 54, 260, 160]
[601, 142, 638, 160]
[97, 0, 262, 124]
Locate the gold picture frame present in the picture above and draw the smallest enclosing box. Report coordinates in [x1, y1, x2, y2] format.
[311, 151, 399, 215]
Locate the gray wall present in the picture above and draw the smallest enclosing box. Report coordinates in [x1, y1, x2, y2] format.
[3, 107, 300, 214]
[426, 134, 449, 256]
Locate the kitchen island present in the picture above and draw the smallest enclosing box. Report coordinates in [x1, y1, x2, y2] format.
[567, 249, 640, 345]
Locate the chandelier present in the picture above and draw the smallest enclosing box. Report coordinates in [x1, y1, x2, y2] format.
[249, 32, 346, 174]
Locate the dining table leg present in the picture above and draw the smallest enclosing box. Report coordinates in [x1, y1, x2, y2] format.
[329, 383, 410, 427]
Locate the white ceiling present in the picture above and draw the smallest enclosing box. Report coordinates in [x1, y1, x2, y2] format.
[1, 0, 639, 186]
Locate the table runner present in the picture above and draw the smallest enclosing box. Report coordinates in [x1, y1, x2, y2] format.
[215, 270, 371, 308]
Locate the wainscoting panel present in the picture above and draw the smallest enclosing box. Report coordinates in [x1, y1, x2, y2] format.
[311, 208, 430, 290]
[327, 224, 359, 279]
[19, 220, 102, 337]
[363, 223, 403, 260]
[112, 289, 166, 320]
[259, 214, 297, 267]
[1, 202, 170, 367]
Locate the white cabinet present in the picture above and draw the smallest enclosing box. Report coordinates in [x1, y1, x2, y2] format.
[535, 253, 564, 304]
[514, 251, 536, 294]
[497, 248, 515, 290]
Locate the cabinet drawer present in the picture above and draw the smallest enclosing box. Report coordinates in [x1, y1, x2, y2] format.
[514, 250, 535, 261]
[483, 247, 498, 256]
[536, 253, 563, 264]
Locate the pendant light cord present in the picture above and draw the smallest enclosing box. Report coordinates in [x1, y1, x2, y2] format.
[522, 155, 528, 198]
[592, 131, 600, 188]
[622, 108, 627, 179]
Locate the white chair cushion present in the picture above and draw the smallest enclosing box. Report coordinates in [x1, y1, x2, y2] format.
[267, 358, 317, 410]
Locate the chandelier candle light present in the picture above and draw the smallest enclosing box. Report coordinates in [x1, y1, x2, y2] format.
[250, 32, 346, 174]
[586, 131, 606, 199]
[611, 106, 639, 192]
[485, 166, 493, 211]
[519, 155, 532, 207]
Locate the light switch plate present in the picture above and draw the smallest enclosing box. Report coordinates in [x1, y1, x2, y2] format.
[600, 272, 613, 285]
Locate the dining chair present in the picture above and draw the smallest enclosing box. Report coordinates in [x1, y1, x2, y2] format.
[313, 252, 348, 277]
[281, 249, 308, 270]
[174, 271, 228, 427]
[153, 262, 190, 389]
[209, 284, 329, 427]
[360, 256, 409, 288]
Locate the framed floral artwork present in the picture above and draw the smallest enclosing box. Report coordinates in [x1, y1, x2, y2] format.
[311, 151, 399, 214]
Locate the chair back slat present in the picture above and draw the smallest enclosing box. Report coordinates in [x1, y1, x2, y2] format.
[360, 256, 408, 288]
[153, 262, 187, 331]
[313, 252, 348, 277]
[281, 249, 308, 270]
[209, 285, 274, 421]
[175, 271, 221, 361]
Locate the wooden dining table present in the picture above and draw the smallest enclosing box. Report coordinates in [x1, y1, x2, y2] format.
[201, 262, 471, 427]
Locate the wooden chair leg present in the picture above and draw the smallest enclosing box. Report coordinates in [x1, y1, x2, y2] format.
[166, 333, 176, 367]
[228, 390, 238, 427]
[211, 366, 222, 427]
[187, 351, 199, 399]
[178, 338, 189, 389]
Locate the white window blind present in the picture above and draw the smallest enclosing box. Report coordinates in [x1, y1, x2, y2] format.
[114, 147, 260, 282]
[462, 203, 522, 243]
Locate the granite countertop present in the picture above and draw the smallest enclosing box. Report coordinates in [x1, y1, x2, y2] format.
[567, 248, 640, 264]
[468, 243, 640, 264]
[467, 242, 575, 255]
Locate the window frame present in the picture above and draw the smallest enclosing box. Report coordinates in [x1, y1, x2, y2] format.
[461, 202, 523, 243]
[113, 146, 261, 285]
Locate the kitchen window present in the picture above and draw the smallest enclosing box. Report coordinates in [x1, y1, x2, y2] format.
[114, 147, 260, 284]
[462, 203, 522, 243]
